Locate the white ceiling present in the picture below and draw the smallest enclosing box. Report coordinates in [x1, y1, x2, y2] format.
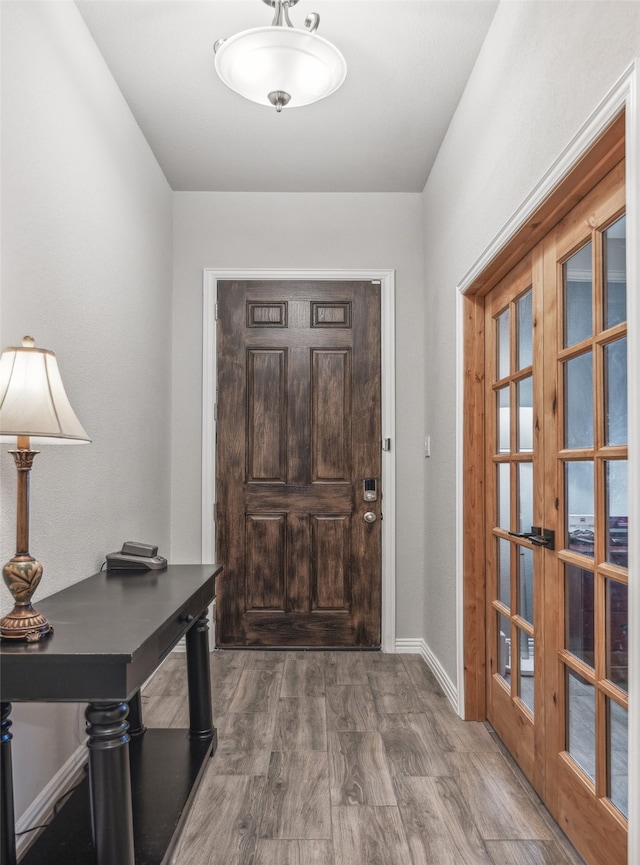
[76, 0, 498, 193]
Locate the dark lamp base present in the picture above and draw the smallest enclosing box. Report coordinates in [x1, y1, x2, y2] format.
[0, 605, 53, 641]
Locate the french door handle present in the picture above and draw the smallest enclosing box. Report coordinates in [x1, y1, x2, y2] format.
[508, 526, 555, 550]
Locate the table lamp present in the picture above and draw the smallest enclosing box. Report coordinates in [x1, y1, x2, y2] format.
[0, 337, 90, 641]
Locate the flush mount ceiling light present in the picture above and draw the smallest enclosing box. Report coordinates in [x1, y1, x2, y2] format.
[214, 0, 347, 112]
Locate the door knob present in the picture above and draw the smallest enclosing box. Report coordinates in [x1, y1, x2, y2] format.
[363, 511, 377, 523]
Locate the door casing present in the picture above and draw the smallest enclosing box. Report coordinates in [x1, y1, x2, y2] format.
[201, 268, 396, 652]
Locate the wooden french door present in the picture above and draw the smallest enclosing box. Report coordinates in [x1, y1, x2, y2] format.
[215, 280, 382, 648]
[485, 249, 543, 789]
[485, 163, 628, 865]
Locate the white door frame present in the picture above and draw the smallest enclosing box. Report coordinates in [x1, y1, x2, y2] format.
[456, 60, 639, 862]
[201, 268, 397, 652]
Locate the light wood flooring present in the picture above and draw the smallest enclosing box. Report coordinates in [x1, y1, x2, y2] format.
[141, 650, 586, 865]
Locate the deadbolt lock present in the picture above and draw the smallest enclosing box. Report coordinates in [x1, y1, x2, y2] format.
[363, 479, 378, 502]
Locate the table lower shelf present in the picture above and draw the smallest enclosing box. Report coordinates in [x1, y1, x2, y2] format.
[19, 728, 216, 865]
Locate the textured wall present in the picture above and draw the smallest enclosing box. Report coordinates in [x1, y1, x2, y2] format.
[1, 1, 173, 818]
[171, 192, 426, 640]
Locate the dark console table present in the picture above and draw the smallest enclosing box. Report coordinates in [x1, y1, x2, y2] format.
[0, 563, 221, 865]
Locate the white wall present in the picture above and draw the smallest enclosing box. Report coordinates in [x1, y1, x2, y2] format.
[1, 1, 173, 819]
[171, 192, 425, 639]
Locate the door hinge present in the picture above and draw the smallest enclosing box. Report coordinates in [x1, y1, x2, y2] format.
[214, 302, 219, 321]
[213, 502, 217, 522]
[381, 438, 391, 451]
[214, 402, 217, 422]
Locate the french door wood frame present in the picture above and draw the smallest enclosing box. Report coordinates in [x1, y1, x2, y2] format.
[459, 61, 639, 863]
[201, 268, 397, 652]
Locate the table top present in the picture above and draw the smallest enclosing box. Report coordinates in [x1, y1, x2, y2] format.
[0, 564, 220, 703]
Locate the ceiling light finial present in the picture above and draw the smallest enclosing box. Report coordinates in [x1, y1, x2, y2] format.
[268, 91, 291, 113]
[214, 0, 346, 112]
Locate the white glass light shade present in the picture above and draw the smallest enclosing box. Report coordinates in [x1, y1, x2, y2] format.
[215, 26, 347, 108]
[0, 338, 90, 445]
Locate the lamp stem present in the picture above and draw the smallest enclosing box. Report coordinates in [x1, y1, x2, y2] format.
[13, 435, 35, 559]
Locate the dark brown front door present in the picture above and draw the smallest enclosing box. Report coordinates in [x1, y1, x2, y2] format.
[215, 280, 382, 648]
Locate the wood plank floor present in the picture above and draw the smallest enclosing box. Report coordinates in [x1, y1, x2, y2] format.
[141, 650, 586, 865]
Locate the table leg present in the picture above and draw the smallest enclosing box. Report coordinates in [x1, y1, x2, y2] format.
[185, 611, 214, 738]
[0, 703, 16, 865]
[85, 702, 135, 865]
[127, 690, 146, 737]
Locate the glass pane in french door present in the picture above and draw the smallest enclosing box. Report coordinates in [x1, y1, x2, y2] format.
[552, 165, 628, 864]
[604, 215, 626, 328]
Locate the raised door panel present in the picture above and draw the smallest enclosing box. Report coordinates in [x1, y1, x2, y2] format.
[311, 349, 351, 482]
[247, 350, 287, 483]
[311, 515, 351, 612]
[245, 514, 286, 611]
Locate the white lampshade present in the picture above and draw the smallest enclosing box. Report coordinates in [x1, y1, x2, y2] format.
[0, 337, 90, 445]
[215, 26, 346, 108]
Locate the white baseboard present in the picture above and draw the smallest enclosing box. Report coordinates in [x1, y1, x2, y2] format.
[15, 742, 87, 859]
[395, 637, 459, 713]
